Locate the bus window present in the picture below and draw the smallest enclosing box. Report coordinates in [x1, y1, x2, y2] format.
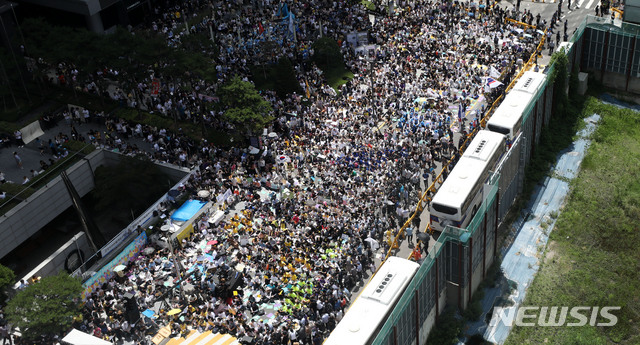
[431, 203, 458, 215]
[487, 124, 510, 135]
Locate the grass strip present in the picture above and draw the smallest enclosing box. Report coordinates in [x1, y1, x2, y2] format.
[505, 96, 640, 345]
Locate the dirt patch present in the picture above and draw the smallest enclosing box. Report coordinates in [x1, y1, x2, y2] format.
[544, 240, 558, 265]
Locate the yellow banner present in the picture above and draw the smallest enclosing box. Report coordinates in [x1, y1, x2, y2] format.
[176, 224, 194, 245]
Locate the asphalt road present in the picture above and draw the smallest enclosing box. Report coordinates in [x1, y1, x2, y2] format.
[509, 0, 608, 69]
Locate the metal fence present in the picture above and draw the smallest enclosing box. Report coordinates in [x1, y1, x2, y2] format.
[371, 175, 499, 345]
[365, 14, 603, 345]
[581, 15, 640, 90]
[495, 133, 523, 220]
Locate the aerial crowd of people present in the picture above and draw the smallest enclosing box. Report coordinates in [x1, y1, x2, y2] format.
[4, 0, 550, 344]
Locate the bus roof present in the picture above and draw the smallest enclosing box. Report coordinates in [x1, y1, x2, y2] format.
[324, 257, 420, 345]
[513, 71, 546, 95]
[431, 155, 489, 209]
[487, 90, 530, 130]
[432, 131, 504, 209]
[462, 130, 506, 160]
[486, 71, 546, 136]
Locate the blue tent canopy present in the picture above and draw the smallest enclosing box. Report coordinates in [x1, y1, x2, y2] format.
[171, 200, 206, 222]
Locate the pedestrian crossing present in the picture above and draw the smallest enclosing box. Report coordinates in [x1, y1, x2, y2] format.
[543, 0, 600, 9]
[549, 0, 599, 9]
[574, 0, 599, 9]
[584, 0, 597, 9]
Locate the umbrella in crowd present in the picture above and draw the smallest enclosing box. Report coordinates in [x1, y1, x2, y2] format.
[167, 308, 182, 316]
[142, 309, 156, 319]
[365, 237, 380, 251]
[417, 232, 431, 245]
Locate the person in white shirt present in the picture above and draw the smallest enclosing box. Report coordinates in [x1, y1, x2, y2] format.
[288, 328, 297, 342]
[121, 320, 130, 333]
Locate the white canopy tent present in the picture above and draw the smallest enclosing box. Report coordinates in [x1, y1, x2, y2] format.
[62, 329, 113, 345]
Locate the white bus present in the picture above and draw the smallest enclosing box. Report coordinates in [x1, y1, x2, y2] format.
[324, 256, 420, 345]
[486, 71, 546, 139]
[429, 130, 506, 232]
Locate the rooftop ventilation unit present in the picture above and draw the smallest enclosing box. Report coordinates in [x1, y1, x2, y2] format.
[365, 271, 406, 305]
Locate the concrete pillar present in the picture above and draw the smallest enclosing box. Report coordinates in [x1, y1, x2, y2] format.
[85, 12, 104, 33]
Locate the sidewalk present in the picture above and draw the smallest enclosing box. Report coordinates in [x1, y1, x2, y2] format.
[0, 111, 154, 187]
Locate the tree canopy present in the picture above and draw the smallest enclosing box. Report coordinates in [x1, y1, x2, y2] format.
[5, 272, 83, 340]
[21, 18, 217, 82]
[273, 57, 303, 97]
[312, 37, 345, 70]
[0, 264, 15, 290]
[218, 76, 274, 134]
[0, 263, 15, 303]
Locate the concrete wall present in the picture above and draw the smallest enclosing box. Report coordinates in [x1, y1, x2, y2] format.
[13, 232, 91, 288]
[0, 149, 188, 261]
[629, 77, 640, 94]
[419, 288, 448, 345]
[470, 254, 489, 301]
[0, 151, 98, 259]
[588, 70, 640, 94]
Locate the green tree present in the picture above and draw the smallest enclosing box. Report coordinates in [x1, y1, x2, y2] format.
[312, 37, 345, 70]
[0, 47, 27, 111]
[273, 57, 303, 98]
[0, 264, 14, 290]
[180, 33, 217, 56]
[426, 307, 462, 345]
[5, 272, 83, 340]
[21, 18, 215, 83]
[0, 263, 15, 303]
[218, 76, 274, 134]
[549, 51, 569, 117]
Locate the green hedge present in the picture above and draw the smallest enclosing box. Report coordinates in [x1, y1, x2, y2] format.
[62, 140, 96, 155]
[113, 108, 243, 147]
[48, 85, 119, 113]
[0, 121, 21, 133]
[0, 182, 35, 199]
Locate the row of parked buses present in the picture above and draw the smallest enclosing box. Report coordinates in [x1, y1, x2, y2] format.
[429, 70, 547, 232]
[324, 70, 548, 345]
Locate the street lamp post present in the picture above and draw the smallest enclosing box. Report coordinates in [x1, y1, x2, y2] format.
[367, 47, 377, 120]
[162, 221, 182, 279]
